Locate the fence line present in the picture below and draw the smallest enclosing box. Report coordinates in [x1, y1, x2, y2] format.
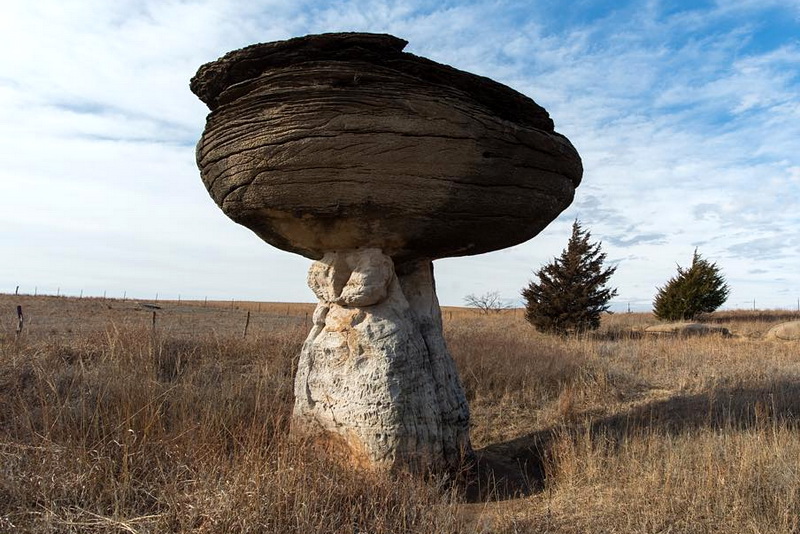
[7, 286, 800, 314]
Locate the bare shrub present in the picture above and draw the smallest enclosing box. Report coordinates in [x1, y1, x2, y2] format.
[463, 291, 512, 314]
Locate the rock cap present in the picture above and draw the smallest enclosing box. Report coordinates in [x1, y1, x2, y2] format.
[193, 33, 582, 262]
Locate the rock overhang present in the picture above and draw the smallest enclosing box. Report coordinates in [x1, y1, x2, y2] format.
[192, 32, 583, 263]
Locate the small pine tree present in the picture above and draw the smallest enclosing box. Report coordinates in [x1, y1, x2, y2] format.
[653, 250, 730, 321]
[522, 220, 618, 335]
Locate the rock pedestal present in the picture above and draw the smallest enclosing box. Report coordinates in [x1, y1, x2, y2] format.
[295, 249, 470, 471]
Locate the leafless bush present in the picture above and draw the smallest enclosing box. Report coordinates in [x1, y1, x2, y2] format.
[463, 291, 512, 314]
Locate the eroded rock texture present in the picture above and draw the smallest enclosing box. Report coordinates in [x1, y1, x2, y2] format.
[192, 32, 582, 263]
[192, 33, 582, 472]
[294, 248, 471, 471]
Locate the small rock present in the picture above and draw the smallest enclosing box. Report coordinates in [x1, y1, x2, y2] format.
[765, 320, 800, 341]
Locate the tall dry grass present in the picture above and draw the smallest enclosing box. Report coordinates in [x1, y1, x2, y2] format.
[447, 310, 800, 532]
[2, 297, 800, 532]
[0, 325, 465, 533]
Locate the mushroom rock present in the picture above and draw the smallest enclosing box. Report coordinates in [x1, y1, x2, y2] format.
[191, 32, 582, 472]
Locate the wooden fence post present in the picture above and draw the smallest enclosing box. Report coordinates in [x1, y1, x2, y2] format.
[15, 305, 23, 338]
[152, 311, 157, 331]
[243, 311, 251, 338]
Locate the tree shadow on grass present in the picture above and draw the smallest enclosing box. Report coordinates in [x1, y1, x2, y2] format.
[464, 380, 800, 502]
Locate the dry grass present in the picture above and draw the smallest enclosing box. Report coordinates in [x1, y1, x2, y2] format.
[1, 323, 466, 533]
[2, 295, 800, 532]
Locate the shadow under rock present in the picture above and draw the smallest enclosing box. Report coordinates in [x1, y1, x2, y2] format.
[464, 379, 800, 503]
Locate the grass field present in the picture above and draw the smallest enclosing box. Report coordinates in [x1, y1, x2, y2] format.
[2, 294, 799, 533]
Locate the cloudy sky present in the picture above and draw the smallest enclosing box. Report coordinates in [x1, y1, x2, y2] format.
[1, 0, 798, 311]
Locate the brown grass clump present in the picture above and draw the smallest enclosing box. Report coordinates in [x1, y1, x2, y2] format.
[3, 295, 800, 533]
[446, 314, 627, 446]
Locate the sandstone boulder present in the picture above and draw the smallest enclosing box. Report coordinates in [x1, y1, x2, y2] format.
[765, 320, 800, 341]
[191, 32, 581, 264]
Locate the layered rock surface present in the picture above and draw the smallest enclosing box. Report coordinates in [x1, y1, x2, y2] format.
[191, 32, 582, 263]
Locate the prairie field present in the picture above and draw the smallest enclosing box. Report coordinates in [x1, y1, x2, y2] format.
[2, 293, 800, 533]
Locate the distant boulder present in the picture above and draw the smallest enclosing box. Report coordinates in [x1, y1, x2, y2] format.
[645, 323, 732, 337]
[765, 320, 800, 341]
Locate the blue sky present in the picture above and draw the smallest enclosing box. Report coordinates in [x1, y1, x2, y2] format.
[1, 0, 798, 311]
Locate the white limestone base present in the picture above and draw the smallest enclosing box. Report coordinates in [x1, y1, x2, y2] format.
[293, 248, 472, 471]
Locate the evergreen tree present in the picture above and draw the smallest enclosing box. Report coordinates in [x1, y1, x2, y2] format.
[522, 220, 618, 335]
[653, 250, 730, 321]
